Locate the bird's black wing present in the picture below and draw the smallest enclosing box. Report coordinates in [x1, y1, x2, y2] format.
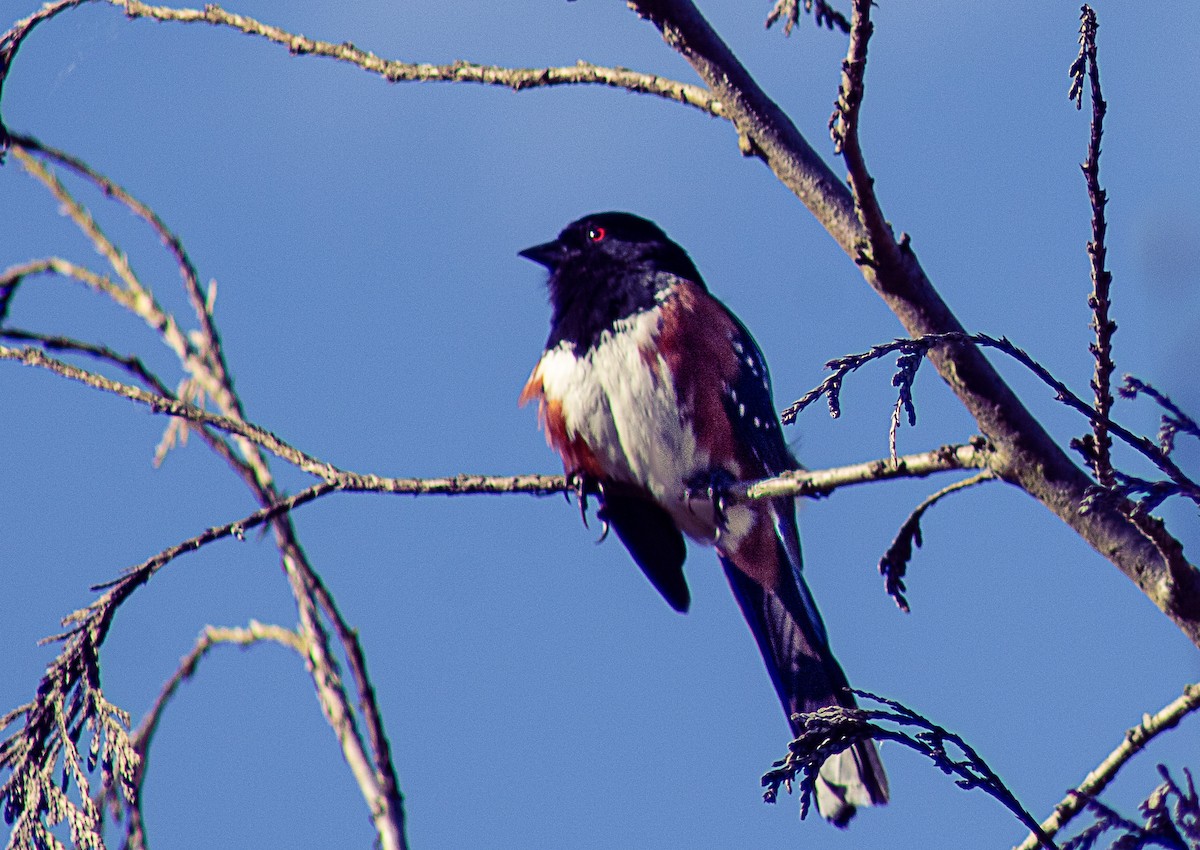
[598, 485, 690, 613]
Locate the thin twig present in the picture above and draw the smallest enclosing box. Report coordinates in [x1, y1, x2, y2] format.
[1013, 683, 1200, 850]
[0, 342, 340, 479]
[740, 439, 993, 500]
[878, 469, 996, 612]
[1121, 377, 1200, 456]
[1070, 7, 1116, 488]
[0, 0, 90, 150]
[830, 0, 902, 279]
[102, 622, 307, 849]
[9, 132, 246, 423]
[2, 328, 172, 397]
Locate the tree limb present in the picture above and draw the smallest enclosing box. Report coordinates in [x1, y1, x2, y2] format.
[627, 0, 1200, 647]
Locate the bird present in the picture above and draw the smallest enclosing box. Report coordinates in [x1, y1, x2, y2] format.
[518, 211, 888, 826]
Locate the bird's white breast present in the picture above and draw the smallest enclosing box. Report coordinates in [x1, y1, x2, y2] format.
[534, 309, 748, 544]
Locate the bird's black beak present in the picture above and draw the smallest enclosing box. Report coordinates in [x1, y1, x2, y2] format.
[518, 239, 566, 270]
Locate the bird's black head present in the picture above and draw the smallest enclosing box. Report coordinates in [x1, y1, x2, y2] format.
[520, 212, 705, 350]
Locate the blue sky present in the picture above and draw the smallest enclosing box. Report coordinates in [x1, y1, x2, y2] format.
[2, 2, 1198, 848]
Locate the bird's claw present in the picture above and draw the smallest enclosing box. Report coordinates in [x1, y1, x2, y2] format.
[595, 513, 610, 544]
[566, 470, 606, 540]
[685, 470, 736, 544]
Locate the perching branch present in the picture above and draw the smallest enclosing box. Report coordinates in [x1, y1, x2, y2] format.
[1, 335, 995, 504]
[1013, 683, 1200, 850]
[740, 439, 993, 500]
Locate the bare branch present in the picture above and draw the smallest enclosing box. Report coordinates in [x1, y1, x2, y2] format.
[1, 339, 994, 504]
[1, 328, 169, 398]
[0, 342, 340, 479]
[1013, 683, 1200, 850]
[740, 439, 993, 500]
[830, 0, 901, 276]
[0, 486, 335, 850]
[92, 1, 725, 117]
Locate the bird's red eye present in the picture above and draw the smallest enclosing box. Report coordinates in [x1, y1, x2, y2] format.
[587, 226, 607, 243]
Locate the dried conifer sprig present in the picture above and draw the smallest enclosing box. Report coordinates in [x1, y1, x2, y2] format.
[0, 487, 331, 850]
[0, 136, 411, 849]
[783, 332, 1200, 509]
[762, 691, 1058, 848]
[765, 0, 851, 35]
[1120, 377, 1200, 456]
[1061, 767, 1198, 850]
[877, 467, 995, 613]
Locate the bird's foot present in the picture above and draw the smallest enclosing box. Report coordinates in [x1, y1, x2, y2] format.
[566, 470, 609, 542]
[684, 469, 737, 543]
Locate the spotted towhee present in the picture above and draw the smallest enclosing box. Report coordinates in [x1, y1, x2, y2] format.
[519, 212, 888, 826]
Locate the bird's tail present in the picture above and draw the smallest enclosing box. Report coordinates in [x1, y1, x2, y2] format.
[719, 498, 888, 826]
